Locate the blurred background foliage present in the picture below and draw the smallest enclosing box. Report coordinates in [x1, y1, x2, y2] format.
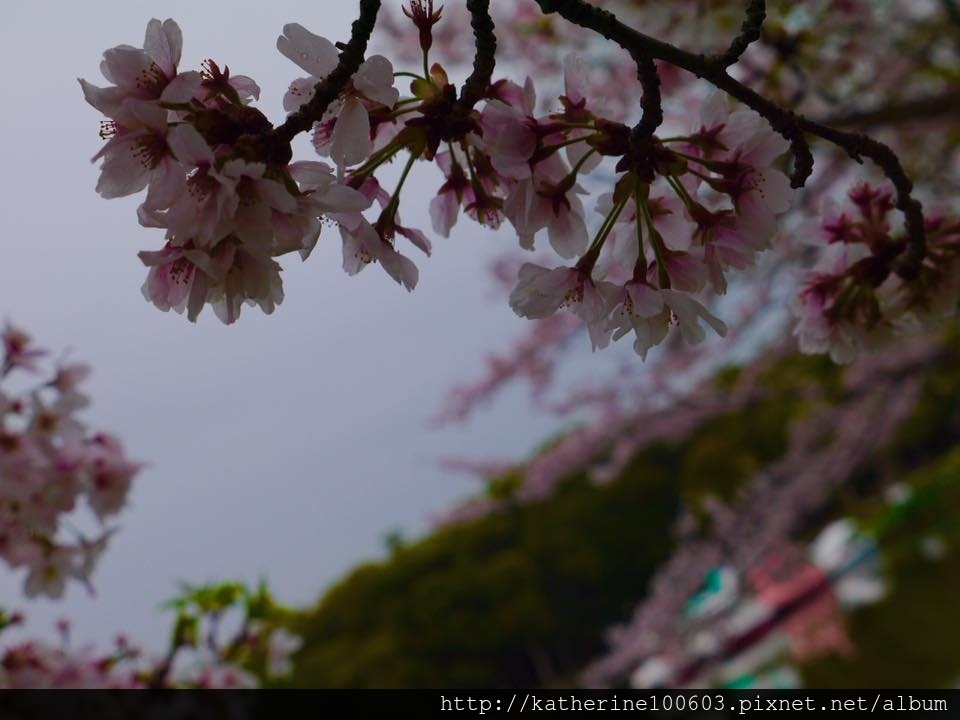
[278, 330, 960, 688]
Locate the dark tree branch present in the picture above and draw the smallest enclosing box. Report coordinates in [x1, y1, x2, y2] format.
[533, 0, 926, 278]
[459, 0, 497, 108]
[715, 0, 767, 68]
[629, 53, 663, 143]
[272, 0, 382, 147]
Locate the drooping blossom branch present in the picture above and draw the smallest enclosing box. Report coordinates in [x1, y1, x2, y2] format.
[80, 1, 957, 368]
[532, 0, 925, 276]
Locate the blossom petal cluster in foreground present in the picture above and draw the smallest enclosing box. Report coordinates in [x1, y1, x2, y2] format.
[0, 325, 140, 598]
[81, 19, 371, 324]
[82, 6, 960, 363]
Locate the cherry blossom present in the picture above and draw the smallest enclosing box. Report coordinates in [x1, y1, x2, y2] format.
[278, 23, 399, 170]
[477, 78, 539, 181]
[502, 155, 590, 259]
[509, 263, 614, 349]
[81, 18, 379, 325]
[339, 217, 419, 290]
[1, 327, 141, 599]
[78, 19, 201, 121]
[2, 324, 46, 374]
[604, 281, 669, 360]
[90, 100, 183, 206]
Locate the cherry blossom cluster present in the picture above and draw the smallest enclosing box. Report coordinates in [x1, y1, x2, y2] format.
[500, 82, 797, 358]
[397, 0, 957, 369]
[273, 5, 795, 359]
[793, 184, 960, 363]
[422, 0, 959, 462]
[82, 3, 956, 361]
[0, 325, 140, 599]
[79, 8, 787, 354]
[81, 19, 371, 324]
[276, 22, 429, 290]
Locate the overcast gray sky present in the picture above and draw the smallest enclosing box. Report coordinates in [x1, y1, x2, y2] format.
[0, 0, 572, 650]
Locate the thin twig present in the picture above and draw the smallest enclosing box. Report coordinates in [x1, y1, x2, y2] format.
[714, 0, 767, 68]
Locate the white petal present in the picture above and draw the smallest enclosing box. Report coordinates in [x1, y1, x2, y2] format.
[277, 24, 339, 78]
[283, 77, 316, 114]
[627, 283, 665, 317]
[311, 184, 370, 214]
[662, 289, 727, 344]
[289, 160, 335, 187]
[330, 98, 371, 169]
[126, 98, 168, 131]
[186, 273, 208, 322]
[100, 47, 154, 91]
[144, 18, 183, 76]
[562, 53, 587, 104]
[341, 229, 366, 275]
[697, 90, 729, 132]
[399, 225, 432, 256]
[144, 160, 185, 210]
[161, 71, 203, 104]
[96, 137, 151, 198]
[387, 251, 419, 291]
[78, 78, 124, 118]
[430, 193, 459, 237]
[753, 169, 793, 215]
[258, 178, 299, 213]
[167, 124, 213, 167]
[521, 76, 537, 115]
[547, 207, 589, 259]
[230, 74, 261, 102]
[354, 55, 399, 107]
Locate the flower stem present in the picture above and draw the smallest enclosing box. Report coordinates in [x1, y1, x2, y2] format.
[637, 186, 670, 289]
[633, 177, 648, 272]
[382, 151, 419, 218]
[579, 190, 629, 271]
